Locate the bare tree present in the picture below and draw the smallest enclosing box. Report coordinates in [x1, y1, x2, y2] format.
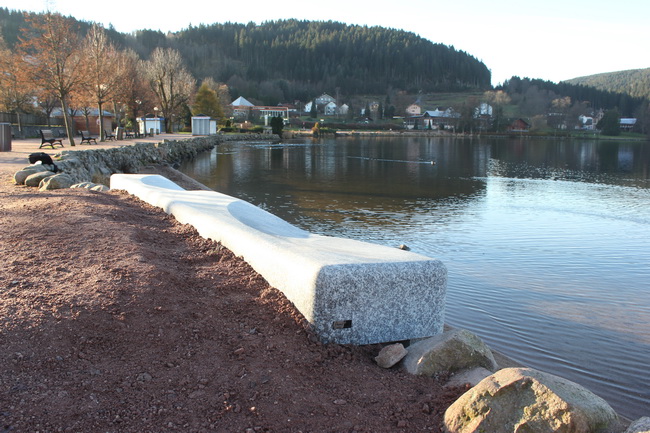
[0, 37, 35, 134]
[142, 48, 195, 133]
[112, 49, 153, 133]
[81, 24, 123, 140]
[19, 12, 85, 145]
[36, 89, 59, 127]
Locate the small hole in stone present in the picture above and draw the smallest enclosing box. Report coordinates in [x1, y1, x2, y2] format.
[332, 320, 352, 329]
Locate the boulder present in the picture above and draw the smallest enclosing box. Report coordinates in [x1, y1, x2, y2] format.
[402, 328, 497, 376]
[444, 367, 619, 433]
[626, 418, 650, 433]
[375, 343, 408, 368]
[24, 170, 55, 187]
[14, 165, 50, 185]
[39, 173, 75, 190]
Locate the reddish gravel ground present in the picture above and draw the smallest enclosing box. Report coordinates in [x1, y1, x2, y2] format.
[0, 171, 466, 433]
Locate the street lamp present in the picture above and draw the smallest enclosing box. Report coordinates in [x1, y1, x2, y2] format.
[135, 99, 142, 137]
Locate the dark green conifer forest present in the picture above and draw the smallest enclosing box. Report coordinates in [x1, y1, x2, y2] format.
[564, 69, 650, 101]
[1, 7, 646, 117]
[0, 9, 490, 103]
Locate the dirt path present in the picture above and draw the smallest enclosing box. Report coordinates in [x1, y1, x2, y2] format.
[0, 172, 464, 433]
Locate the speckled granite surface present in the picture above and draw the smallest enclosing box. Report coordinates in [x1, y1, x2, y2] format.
[110, 174, 447, 344]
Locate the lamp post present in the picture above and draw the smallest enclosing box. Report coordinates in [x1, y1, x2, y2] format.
[135, 99, 142, 137]
[153, 107, 159, 134]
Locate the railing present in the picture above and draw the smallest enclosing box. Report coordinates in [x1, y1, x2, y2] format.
[0, 112, 63, 127]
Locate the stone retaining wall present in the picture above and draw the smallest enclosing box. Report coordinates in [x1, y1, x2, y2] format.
[55, 134, 277, 185]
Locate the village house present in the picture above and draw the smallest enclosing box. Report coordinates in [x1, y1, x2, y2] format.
[406, 103, 422, 116]
[230, 96, 289, 121]
[314, 93, 336, 106]
[620, 118, 637, 131]
[324, 102, 338, 116]
[404, 107, 460, 130]
[507, 118, 531, 132]
[475, 103, 493, 117]
[230, 96, 255, 119]
[579, 115, 595, 130]
[304, 93, 341, 116]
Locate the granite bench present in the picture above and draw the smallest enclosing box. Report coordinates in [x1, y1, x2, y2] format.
[110, 174, 447, 344]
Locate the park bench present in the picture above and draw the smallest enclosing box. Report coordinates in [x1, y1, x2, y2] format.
[39, 129, 64, 149]
[125, 130, 135, 138]
[104, 129, 116, 141]
[110, 174, 447, 345]
[80, 130, 97, 145]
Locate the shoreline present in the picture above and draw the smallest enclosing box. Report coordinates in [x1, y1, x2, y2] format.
[283, 128, 650, 141]
[0, 134, 634, 430]
[131, 162, 632, 428]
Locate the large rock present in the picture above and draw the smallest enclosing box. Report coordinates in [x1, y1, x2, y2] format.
[14, 164, 50, 185]
[444, 367, 619, 433]
[24, 170, 55, 187]
[375, 343, 408, 368]
[39, 173, 75, 190]
[626, 418, 650, 433]
[402, 328, 497, 376]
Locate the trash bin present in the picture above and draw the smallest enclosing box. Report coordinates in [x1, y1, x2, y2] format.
[0, 123, 11, 152]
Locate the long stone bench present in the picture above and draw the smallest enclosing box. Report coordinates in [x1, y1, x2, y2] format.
[110, 174, 447, 344]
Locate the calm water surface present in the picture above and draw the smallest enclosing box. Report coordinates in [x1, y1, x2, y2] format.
[179, 136, 650, 419]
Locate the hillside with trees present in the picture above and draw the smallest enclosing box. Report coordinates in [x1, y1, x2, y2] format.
[500, 76, 646, 118]
[564, 68, 650, 101]
[2, 8, 648, 138]
[0, 9, 491, 104]
[168, 20, 491, 102]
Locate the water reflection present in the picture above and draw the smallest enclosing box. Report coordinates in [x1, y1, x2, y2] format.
[179, 136, 650, 419]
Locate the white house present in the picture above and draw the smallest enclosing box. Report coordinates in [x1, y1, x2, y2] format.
[579, 115, 595, 130]
[406, 103, 422, 116]
[405, 107, 460, 130]
[475, 103, 493, 117]
[338, 104, 349, 116]
[324, 102, 338, 116]
[315, 93, 336, 106]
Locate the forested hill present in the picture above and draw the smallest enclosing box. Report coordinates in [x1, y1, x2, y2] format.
[0, 9, 491, 101]
[564, 68, 650, 101]
[168, 20, 491, 97]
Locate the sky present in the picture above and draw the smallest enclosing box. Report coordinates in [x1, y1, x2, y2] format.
[4, 0, 650, 86]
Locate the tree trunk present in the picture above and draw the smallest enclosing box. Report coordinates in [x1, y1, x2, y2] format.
[98, 102, 104, 141]
[61, 98, 76, 146]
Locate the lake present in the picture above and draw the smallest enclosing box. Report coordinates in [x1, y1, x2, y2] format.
[179, 135, 650, 419]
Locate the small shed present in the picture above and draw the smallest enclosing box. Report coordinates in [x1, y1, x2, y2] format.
[191, 116, 218, 135]
[137, 116, 164, 135]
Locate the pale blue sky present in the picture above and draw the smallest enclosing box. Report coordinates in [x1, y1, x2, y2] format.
[4, 0, 649, 86]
